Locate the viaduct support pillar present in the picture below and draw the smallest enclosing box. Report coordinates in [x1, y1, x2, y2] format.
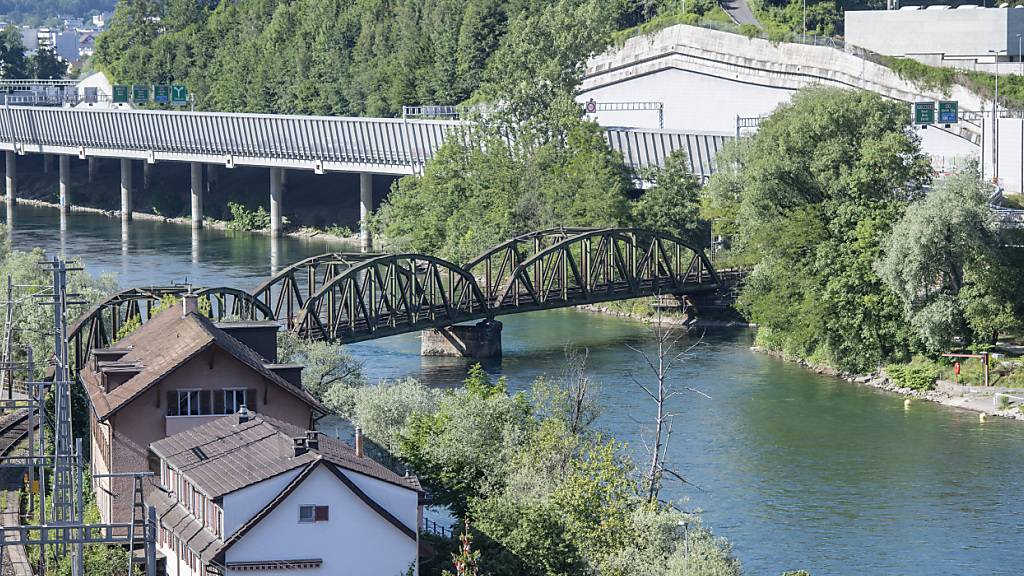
[190, 162, 203, 230]
[360, 173, 372, 252]
[421, 320, 502, 359]
[143, 161, 152, 190]
[42, 154, 52, 175]
[87, 157, 97, 183]
[4, 152, 15, 205]
[59, 155, 71, 213]
[120, 158, 132, 222]
[270, 167, 283, 237]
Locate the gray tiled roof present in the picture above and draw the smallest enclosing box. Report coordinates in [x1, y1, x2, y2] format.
[150, 413, 420, 498]
[80, 307, 326, 421]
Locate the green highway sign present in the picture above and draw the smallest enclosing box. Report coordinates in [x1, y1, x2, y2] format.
[938, 100, 958, 124]
[112, 85, 129, 104]
[171, 85, 188, 106]
[153, 85, 170, 104]
[132, 84, 150, 104]
[913, 101, 935, 125]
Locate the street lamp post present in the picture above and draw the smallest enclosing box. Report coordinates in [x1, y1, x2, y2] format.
[989, 49, 1006, 183]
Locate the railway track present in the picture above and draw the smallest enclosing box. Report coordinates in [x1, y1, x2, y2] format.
[0, 411, 30, 458]
[0, 408, 33, 576]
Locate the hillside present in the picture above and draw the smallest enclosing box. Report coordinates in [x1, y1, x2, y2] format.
[93, 0, 730, 117]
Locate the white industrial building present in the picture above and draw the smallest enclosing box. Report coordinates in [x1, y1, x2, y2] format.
[846, 6, 1024, 73]
[149, 411, 423, 576]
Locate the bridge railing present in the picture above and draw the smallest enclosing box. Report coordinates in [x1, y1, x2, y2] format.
[0, 106, 460, 169]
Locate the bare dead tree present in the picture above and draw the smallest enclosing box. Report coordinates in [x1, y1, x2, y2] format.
[561, 344, 598, 437]
[628, 307, 708, 503]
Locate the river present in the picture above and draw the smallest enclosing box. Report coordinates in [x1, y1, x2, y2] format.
[7, 204, 1023, 575]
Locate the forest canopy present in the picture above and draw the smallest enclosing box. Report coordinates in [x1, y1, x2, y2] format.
[94, 0, 696, 116]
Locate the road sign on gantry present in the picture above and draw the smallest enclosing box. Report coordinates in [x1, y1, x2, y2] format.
[171, 85, 188, 106]
[153, 85, 170, 104]
[938, 101, 958, 124]
[913, 101, 935, 125]
[112, 85, 129, 104]
[132, 84, 149, 104]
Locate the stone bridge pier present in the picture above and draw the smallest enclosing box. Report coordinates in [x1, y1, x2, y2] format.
[421, 320, 503, 359]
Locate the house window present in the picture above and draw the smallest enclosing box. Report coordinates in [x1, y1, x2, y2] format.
[299, 505, 328, 523]
[223, 389, 247, 414]
[177, 390, 201, 416]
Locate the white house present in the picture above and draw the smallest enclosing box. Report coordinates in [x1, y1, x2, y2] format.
[148, 411, 423, 576]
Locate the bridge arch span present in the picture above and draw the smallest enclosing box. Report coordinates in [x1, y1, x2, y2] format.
[68, 285, 274, 371]
[493, 228, 718, 311]
[293, 254, 488, 342]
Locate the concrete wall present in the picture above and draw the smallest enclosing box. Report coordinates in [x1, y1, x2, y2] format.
[845, 8, 1023, 60]
[224, 465, 418, 576]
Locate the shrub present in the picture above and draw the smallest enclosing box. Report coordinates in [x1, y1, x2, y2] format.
[740, 24, 759, 39]
[886, 359, 938, 391]
[226, 201, 271, 231]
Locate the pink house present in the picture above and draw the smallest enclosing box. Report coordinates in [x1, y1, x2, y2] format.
[81, 295, 326, 524]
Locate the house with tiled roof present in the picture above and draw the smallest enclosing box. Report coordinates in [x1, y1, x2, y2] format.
[150, 410, 422, 576]
[81, 294, 326, 525]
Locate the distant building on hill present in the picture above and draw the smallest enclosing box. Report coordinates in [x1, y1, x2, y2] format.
[149, 412, 422, 576]
[80, 294, 326, 526]
[846, 6, 1024, 73]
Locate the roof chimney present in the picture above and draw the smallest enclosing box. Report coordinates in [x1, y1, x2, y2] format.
[305, 430, 320, 451]
[182, 292, 199, 317]
[292, 436, 308, 457]
[237, 404, 251, 424]
[354, 427, 364, 458]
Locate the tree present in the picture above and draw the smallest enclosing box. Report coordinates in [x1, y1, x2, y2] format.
[628, 315, 705, 503]
[0, 26, 28, 79]
[375, 114, 633, 262]
[277, 331, 365, 414]
[30, 48, 65, 79]
[877, 167, 1024, 350]
[706, 87, 932, 371]
[633, 149, 706, 246]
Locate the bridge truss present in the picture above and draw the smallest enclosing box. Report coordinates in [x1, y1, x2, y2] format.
[68, 228, 719, 366]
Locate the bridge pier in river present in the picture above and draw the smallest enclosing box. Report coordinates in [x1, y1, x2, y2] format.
[421, 320, 502, 359]
[190, 162, 203, 229]
[270, 167, 283, 237]
[360, 173, 373, 252]
[120, 158, 132, 222]
[59, 155, 70, 213]
[4, 151, 15, 205]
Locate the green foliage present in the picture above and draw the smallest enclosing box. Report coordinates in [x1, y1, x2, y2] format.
[30, 48, 66, 79]
[464, 363, 507, 398]
[277, 331, 365, 414]
[632, 149, 706, 246]
[878, 168, 1024, 352]
[350, 378, 440, 452]
[885, 357, 939, 391]
[92, 0, 659, 117]
[880, 55, 1024, 109]
[363, 363, 743, 576]
[225, 201, 271, 231]
[0, 25, 28, 79]
[397, 382, 531, 515]
[707, 87, 931, 372]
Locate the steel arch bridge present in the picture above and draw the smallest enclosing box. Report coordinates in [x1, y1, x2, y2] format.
[69, 228, 718, 370]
